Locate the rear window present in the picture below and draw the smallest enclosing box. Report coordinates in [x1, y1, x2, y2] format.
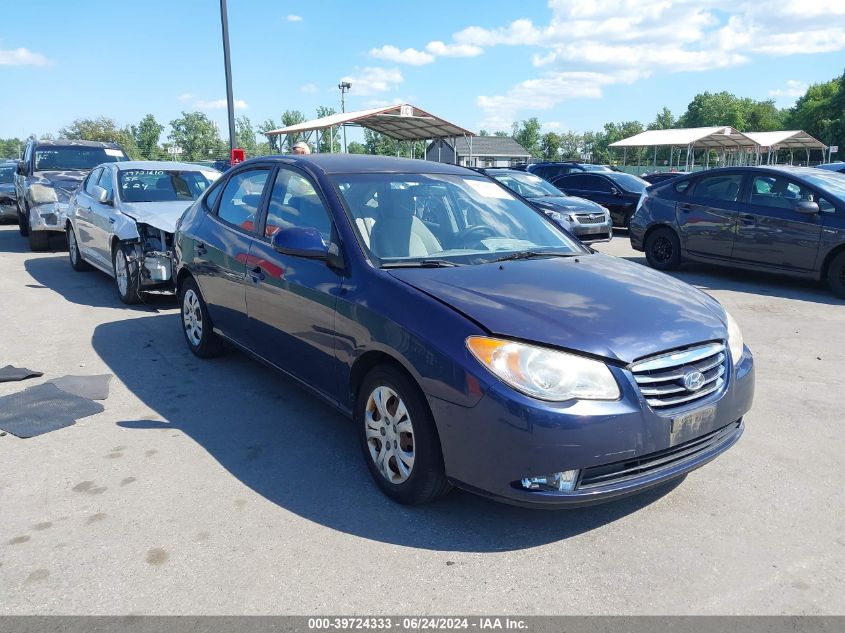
[0, 164, 14, 184]
[690, 174, 743, 202]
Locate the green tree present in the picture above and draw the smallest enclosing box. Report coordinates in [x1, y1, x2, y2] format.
[648, 107, 676, 130]
[539, 132, 561, 160]
[363, 130, 424, 157]
[281, 110, 306, 152]
[0, 138, 24, 159]
[315, 106, 341, 153]
[787, 71, 844, 152]
[59, 117, 138, 157]
[257, 119, 280, 152]
[168, 111, 225, 161]
[679, 91, 748, 129]
[512, 118, 542, 158]
[347, 141, 367, 154]
[235, 115, 259, 156]
[493, 131, 510, 137]
[478, 129, 490, 136]
[558, 131, 582, 159]
[131, 114, 164, 160]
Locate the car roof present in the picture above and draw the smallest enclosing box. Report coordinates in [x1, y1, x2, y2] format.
[112, 160, 220, 172]
[31, 139, 125, 150]
[236, 154, 477, 176]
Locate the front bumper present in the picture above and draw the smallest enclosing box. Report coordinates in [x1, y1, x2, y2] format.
[429, 347, 754, 508]
[0, 201, 16, 220]
[29, 202, 69, 233]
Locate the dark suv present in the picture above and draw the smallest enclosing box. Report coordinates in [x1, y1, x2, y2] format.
[14, 139, 128, 250]
[630, 166, 845, 297]
[513, 161, 612, 182]
[552, 171, 649, 228]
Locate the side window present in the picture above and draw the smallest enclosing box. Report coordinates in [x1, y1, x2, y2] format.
[690, 174, 743, 203]
[216, 169, 270, 232]
[817, 196, 837, 214]
[98, 169, 114, 200]
[589, 176, 613, 193]
[85, 168, 103, 196]
[559, 174, 589, 189]
[749, 175, 813, 210]
[203, 180, 224, 212]
[264, 168, 332, 240]
[674, 179, 691, 194]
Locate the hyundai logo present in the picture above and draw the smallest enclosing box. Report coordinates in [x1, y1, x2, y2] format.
[682, 370, 706, 392]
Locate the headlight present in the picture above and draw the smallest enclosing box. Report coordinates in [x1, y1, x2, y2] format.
[725, 310, 744, 366]
[466, 336, 620, 401]
[30, 183, 59, 204]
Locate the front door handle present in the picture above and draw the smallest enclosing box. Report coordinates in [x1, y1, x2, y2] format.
[195, 242, 207, 255]
[678, 203, 694, 213]
[108, 217, 115, 224]
[248, 266, 265, 283]
[739, 214, 755, 225]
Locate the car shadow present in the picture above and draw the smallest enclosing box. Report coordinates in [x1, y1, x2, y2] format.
[617, 252, 842, 306]
[24, 254, 176, 311]
[92, 313, 680, 552]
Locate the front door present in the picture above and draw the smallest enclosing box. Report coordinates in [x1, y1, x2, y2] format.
[731, 173, 822, 271]
[244, 166, 343, 400]
[676, 172, 744, 260]
[86, 167, 118, 265]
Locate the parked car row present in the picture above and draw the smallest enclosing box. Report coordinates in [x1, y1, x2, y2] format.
[630, 166, 845, 298]
[0, 160, 17, 223]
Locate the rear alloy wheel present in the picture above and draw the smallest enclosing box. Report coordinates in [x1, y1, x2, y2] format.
[67, 224, 91, 272]
[113, 242, 141, 304]
[645, 227, 682, 271]
[179, 277, 224, 358]
[826, 251, 845, 299]
[358, 366, 451, 505]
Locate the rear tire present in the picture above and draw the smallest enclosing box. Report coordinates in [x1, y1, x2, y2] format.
[357, 365, 451, 505]
[179, 277, 225, 358]
[645, 226, 682, 271]
[28, 229, 49, 251]
[826, 251, 845, 299]
[67, 224, 92, 272]
[112, 242, 141, 304]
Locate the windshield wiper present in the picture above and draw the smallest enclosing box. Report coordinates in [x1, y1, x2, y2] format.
[490, 250, 579, 263]
[381, 259, 462, 269]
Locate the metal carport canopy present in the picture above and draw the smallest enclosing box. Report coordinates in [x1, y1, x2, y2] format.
[742, 130, 827, 150]
[263, 103, 474, 141]
[608, 126, 757, 149]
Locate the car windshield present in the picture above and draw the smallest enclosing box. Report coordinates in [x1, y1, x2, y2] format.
[800, 170, 845, 202]
[609, 173, 648, 193]
[34, 147, 128, 171]
[0, 165, 14, 184]
[332, 173, 583, 267]
[490, 172, 563, 198]
[118, 169, 214, 203]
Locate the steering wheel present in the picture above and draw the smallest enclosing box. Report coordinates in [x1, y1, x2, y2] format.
[455, 225, 496, 248]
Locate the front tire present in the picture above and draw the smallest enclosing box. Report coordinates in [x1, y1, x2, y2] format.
[67, 224, 92, 271]
[826, 251, 845, 299]
[112, 242, 141, 304]
[645, 226, 682, 271]
[28, 229, 49, 251]
[357, 365, 451, 505]
[17, 202, 29, 237]
[179, 277, 224, 358]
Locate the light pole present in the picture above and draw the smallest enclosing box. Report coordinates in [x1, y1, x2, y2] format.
[338, 81, 351, 153]
[220, 0, 237, 158]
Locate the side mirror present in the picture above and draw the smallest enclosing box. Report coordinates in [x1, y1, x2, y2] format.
[90, 185, 112, 205]
[271, 226, 329, 259]
[17, 160, 26, 175]
[610, 187, 622, 197]
[794, 200, 819, 215]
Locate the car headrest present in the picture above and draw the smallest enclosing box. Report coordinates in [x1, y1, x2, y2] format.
[379, 187, 416, 217]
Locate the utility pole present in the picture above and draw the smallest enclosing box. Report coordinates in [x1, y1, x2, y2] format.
[220, 0, 237, 157]
[338, 81, 351, 153]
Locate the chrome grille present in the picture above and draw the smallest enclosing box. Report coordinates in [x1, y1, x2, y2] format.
[630, 342, 726, 409]
[575, 213, 605, 224]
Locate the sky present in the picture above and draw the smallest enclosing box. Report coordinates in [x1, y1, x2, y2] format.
[1, 0, 844, 143]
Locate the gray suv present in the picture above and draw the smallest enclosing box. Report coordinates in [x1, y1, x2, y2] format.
[15, 139, 128, 250]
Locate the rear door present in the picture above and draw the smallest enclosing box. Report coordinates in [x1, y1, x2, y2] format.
[731, 173, 822, 271]
[556, 174, 625, 222]
[243, 165, 343, 399]
[676, 172, 744, 259]
[73, 167, 104, 266]
[87, 167, 118, 266]
[191, 166, 272, 341]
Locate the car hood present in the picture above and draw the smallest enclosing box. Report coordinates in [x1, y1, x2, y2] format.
[118, 201, 193, 233]
[530, 196, 604, 213]
[31, 171, 87, 202]
[388, 254, 727, 364]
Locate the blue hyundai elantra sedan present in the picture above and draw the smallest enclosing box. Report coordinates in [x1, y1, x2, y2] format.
[174, 155, 754, 508]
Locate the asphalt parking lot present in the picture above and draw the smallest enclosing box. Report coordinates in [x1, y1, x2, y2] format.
[1, 223, 843, 615]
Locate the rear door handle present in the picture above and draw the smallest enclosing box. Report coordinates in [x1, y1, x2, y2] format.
[739, 214, 755, 225]
[195, 242, 207, 255]
[108, 217, 115, 224]
[248, 266, 265, 282]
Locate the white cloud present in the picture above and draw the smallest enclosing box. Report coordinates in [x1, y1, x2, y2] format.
[769, 80, 808, 99]
[177, 93, 194, 101]
[424, 41, 483, 57]
[369, 45, 434, 65]
[0, 47, 51, 66]
[339, 67, 403, 96]
[196, 99, 248, 110]
[286, 14, 303, 22]
[299, 83, 318, 93]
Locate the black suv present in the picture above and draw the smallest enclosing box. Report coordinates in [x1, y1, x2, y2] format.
[630, 166, 845, 297]
[552, 171, 649, 228]
[513, 161, 612, 182]
[14, 139, 128, 250]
